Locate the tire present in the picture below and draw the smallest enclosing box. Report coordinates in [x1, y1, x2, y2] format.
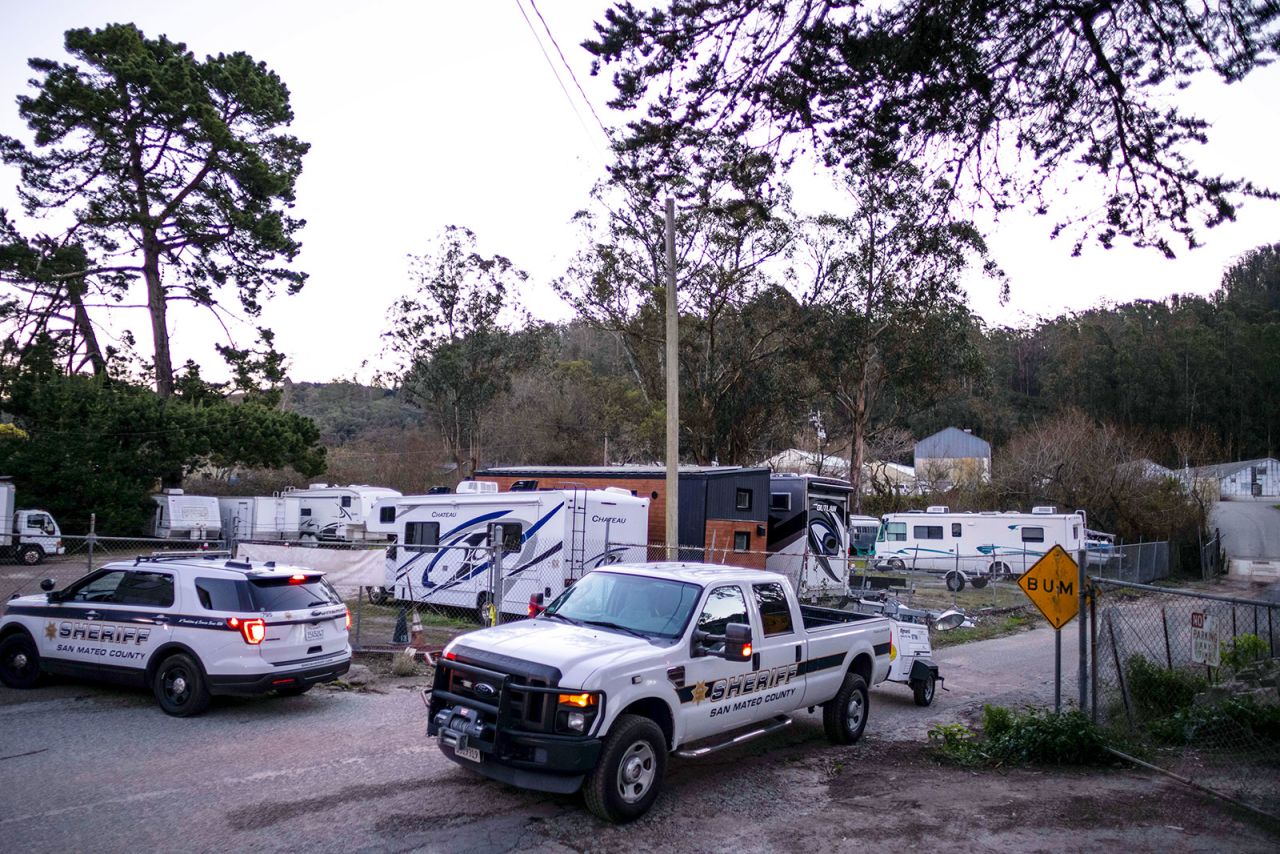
[276, 682, 313, 697]
[18, 545, 43, 566]
[989, 561, 1011, 577]
[365, 586, 391, 606]
[583, 714, 667, 823]
[945, 570, 966, 592]
[970, 575, 989, 589]
[887, 558, 906, 571]
[912, 673, 936, 707]
[0, 633, 42, 689]
[475, 592, 493, 626]
[822, 673, 870, 745]
[152, 652, 211, 717]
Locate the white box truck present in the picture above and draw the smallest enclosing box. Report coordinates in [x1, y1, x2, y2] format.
[147, 489, 222, 540]
[0, 479, 64, 565]
[218, 495, 302, 541]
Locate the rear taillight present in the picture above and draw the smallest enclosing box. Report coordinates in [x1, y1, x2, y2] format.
[228, 616, 266, 645]
[345, 607, 351, 630]
[528, 594, 546, 617]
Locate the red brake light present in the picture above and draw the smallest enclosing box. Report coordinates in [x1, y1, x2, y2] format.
[289, 573, 307, 584]
[444, 650, 456, 660]
[227, 617, 266, 644]
[345, 607, 351, 630]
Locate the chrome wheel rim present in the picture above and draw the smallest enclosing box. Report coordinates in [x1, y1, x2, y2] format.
[616, 741, 656, 804]
[163, 667, 190, 705]
[13, 652, 28, 669]
[846, 691, 865, 732]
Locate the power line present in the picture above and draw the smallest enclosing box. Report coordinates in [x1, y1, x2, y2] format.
[512, 0, 599, 146]
[526, 0, 610, 140]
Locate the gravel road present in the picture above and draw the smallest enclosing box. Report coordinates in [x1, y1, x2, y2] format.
[0, 625, 1272, 853]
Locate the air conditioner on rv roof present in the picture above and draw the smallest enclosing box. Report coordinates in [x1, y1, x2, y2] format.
[926, 505, 949, 513]
[456, 480, 499, 494]
[1031, 506, 1057, 514]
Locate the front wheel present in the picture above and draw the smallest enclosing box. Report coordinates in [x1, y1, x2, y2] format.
[912, 673, 936, 707]
[583, 714, 667, 823]
[0, 633, 41, 689]
[152, 653, 211, 717]
[887, 558, 906, 571]
[823, 673, 869, 745]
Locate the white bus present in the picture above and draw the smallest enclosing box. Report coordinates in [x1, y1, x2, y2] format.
[874, 506, 1102, 590]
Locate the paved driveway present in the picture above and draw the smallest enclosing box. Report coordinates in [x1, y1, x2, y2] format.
[1210, 498, 1280, 559]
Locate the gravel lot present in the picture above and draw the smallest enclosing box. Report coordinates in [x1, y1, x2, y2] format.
[2, 623, 1275, 852]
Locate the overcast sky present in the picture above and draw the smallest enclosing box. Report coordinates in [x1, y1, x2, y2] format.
[2, 1, 1277, 384]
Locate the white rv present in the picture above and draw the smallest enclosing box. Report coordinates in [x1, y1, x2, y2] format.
[874, 506, 1101, 590]
[218, 495, 302, 541]
[0, 479, 64, 565]
[285, 483, 402, 542]
[148, 489, 222, 540]
[385, 484, 649, 619]
[765, 474, 852, 599]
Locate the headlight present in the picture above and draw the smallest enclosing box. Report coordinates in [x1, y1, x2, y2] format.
[554, 691, 600, 734]
[566, 712, 586, 731]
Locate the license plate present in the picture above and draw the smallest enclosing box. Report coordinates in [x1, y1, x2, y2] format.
[305, 626, 324, 641]
[454, 746, 481, 763]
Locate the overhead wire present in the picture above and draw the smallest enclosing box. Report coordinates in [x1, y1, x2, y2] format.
[526, 0, 611, 141]
[512, 0, 599, 149]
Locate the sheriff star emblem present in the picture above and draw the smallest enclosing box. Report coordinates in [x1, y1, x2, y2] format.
[691, 680, 709, 705]
[44, 622, 57, 640]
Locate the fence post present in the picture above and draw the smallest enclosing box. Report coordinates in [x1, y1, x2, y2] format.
[1090, 587, 1098, 723]
[354, 584, 364, 650]
[490, 539, 504, 627]
[87, 513, 96, 573]
[1161, 608, 1172, 669]
[1077, 547, 1087, 711]
[1107, 612, 1133, 729]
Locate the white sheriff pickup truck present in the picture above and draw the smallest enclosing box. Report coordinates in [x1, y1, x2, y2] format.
[427, 563, 892, 822]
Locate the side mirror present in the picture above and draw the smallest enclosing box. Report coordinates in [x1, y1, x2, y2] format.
[723, 623, 753, 662]
[39, 578, 56, 592]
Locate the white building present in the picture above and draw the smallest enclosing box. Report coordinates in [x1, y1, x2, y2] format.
[1182, 458, 1280, 499]
[914, 428, 991, 490]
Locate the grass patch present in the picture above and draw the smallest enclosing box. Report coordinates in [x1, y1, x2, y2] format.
[932, 611, 1036, 648]
[929, 704, 1113, 767]
[344, 599, 475, 630]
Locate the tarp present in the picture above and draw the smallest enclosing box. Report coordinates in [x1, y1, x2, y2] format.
[235, 542, 385, 590]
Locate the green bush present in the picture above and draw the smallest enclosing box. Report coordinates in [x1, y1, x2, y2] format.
[1125, 655, 1206, 721]
[930, 706, 1112, 767]
[1221, 634, 1269, 671]
[1147, 696, 1280, 747]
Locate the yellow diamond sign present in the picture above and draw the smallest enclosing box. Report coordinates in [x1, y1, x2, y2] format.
[1017, 544, 1080, 630]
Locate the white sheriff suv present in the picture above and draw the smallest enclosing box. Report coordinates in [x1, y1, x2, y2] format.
[428, 563, 892, 822]
[0, 555, 351, 716]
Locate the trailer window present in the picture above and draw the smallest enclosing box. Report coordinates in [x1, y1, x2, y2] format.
[379, 506, 396, 524]
[735, 488, 752, 511]
[340, 496, 352, 508]
[913, 525, 944, 540]
[770, 493, 791, 511]
[300, 507, 312, 517]
[697, 585, 749, 653]
[951, 523, 962, 538]
[753, 583, 793, 636]
[405, 521, 440, 552]
[883, 522, 906, 542]
[1021, 527, 1045, 543]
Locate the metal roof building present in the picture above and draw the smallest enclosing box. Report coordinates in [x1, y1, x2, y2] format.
[914, 427, 992, 460]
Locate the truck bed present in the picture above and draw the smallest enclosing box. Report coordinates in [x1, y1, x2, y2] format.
[799, 604, 884, 631]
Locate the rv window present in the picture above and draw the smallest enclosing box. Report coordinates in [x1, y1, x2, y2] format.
[753, 583, 794, 636]
[1073, 525, 1080, 539]
[300, 507, 312, 517]
[735, 489, 752, 511]
[405, 522, 440, 551]
[491, 522, 523, 552]
[913, 525, 944, 540]
[884, 522, 907, 542]
[340, 496, 352, 508]
[379, 506, 396, 524]
[1022, 527, 1045, 543]
[770, 493, 791, 511]
[951, 523, 962, 538]
[734, 531, 750, 551]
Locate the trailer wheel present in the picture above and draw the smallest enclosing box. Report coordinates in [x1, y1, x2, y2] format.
[912, 673, 936, 706]
[945, 570, 966, 592]
[365, 586, 391, 606]
[887, 558, 905, 571]
[989, 561, 1011, 577]
[17, 545, 44, 566]
[970, 576, 989, 589]
[475, 592, 493, 626]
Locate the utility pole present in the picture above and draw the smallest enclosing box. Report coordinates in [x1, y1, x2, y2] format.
[664, 197, 679, 558]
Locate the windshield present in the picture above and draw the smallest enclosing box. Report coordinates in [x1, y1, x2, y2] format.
[543, 571, 702, 640]
[248, 577, 342, 612]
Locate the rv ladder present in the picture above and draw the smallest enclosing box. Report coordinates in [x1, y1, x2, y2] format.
[568, 488, 588, 578]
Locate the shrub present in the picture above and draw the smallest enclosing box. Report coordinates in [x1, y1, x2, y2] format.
[1125, 655, 1206, 721]
[930, 706, 1112, 767]
[927, 723, 986, 767]
[1147, 696, 1280, 747]
[1221, 634, 1269, 671]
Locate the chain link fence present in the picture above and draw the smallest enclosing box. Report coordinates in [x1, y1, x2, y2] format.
[1092, 578, 1280, 819]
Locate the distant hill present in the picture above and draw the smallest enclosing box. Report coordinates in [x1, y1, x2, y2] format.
[281, 380, 423, 444]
